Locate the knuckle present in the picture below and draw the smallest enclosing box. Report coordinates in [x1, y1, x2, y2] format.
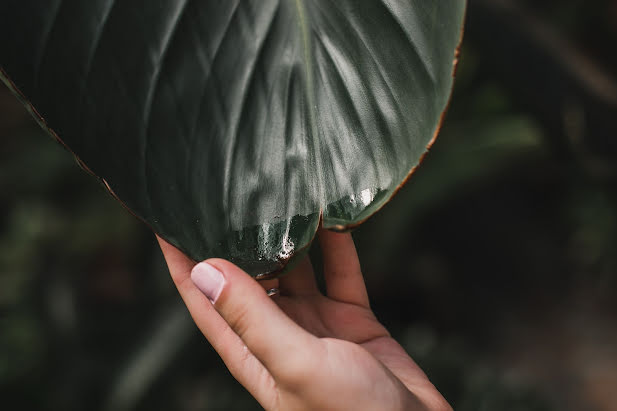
[277, 348, 315, 387]
[223, 300, 254, 340]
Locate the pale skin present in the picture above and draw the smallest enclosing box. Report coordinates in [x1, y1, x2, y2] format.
[157, 230, 451, 411]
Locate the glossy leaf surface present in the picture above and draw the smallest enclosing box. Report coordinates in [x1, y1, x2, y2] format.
[0, 0, 465, 276]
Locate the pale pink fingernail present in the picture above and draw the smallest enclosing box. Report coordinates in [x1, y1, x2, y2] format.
[191, 262, 225, 303]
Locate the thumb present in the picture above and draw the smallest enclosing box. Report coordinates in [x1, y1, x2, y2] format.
[191, 259, 316, 378]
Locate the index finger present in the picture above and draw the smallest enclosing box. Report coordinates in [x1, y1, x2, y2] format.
[156, 236, 274, 405]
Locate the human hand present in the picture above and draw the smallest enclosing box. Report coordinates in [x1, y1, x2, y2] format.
[157, 230, 451, 411]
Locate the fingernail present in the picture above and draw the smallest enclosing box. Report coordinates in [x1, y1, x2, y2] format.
[191, 262, 225, 303]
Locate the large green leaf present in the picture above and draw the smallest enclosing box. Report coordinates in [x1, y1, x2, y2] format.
[0, 0, 465, 276]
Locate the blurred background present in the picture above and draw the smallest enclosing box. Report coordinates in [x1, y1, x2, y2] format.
[1, 0, 616, 410]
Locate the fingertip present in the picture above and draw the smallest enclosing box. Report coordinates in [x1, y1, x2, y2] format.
[198, 259, 274, 310]
[317, 227, 353, 243]
[204, 258, 249, 280]
[191, 261, 226, 304]
[156, 235, 196, 284]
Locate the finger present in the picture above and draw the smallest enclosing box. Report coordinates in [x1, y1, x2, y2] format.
[191, 257, 317, 379]
[257, 278, 279, 294]
[278, 255, 319, 296]
[156, 236, 275, 405]
[318, 229, 370, 308]
[157, 235, 195, 284]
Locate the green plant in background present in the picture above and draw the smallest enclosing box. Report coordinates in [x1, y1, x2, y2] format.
[0, 0, 465, 276]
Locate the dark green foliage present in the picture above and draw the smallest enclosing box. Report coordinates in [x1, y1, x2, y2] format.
[0, 1, 465, 275]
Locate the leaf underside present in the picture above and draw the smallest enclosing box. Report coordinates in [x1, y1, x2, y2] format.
[0, 0, 466, 276]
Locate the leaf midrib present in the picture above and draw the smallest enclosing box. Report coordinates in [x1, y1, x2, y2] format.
[293, 0, 325, 210]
